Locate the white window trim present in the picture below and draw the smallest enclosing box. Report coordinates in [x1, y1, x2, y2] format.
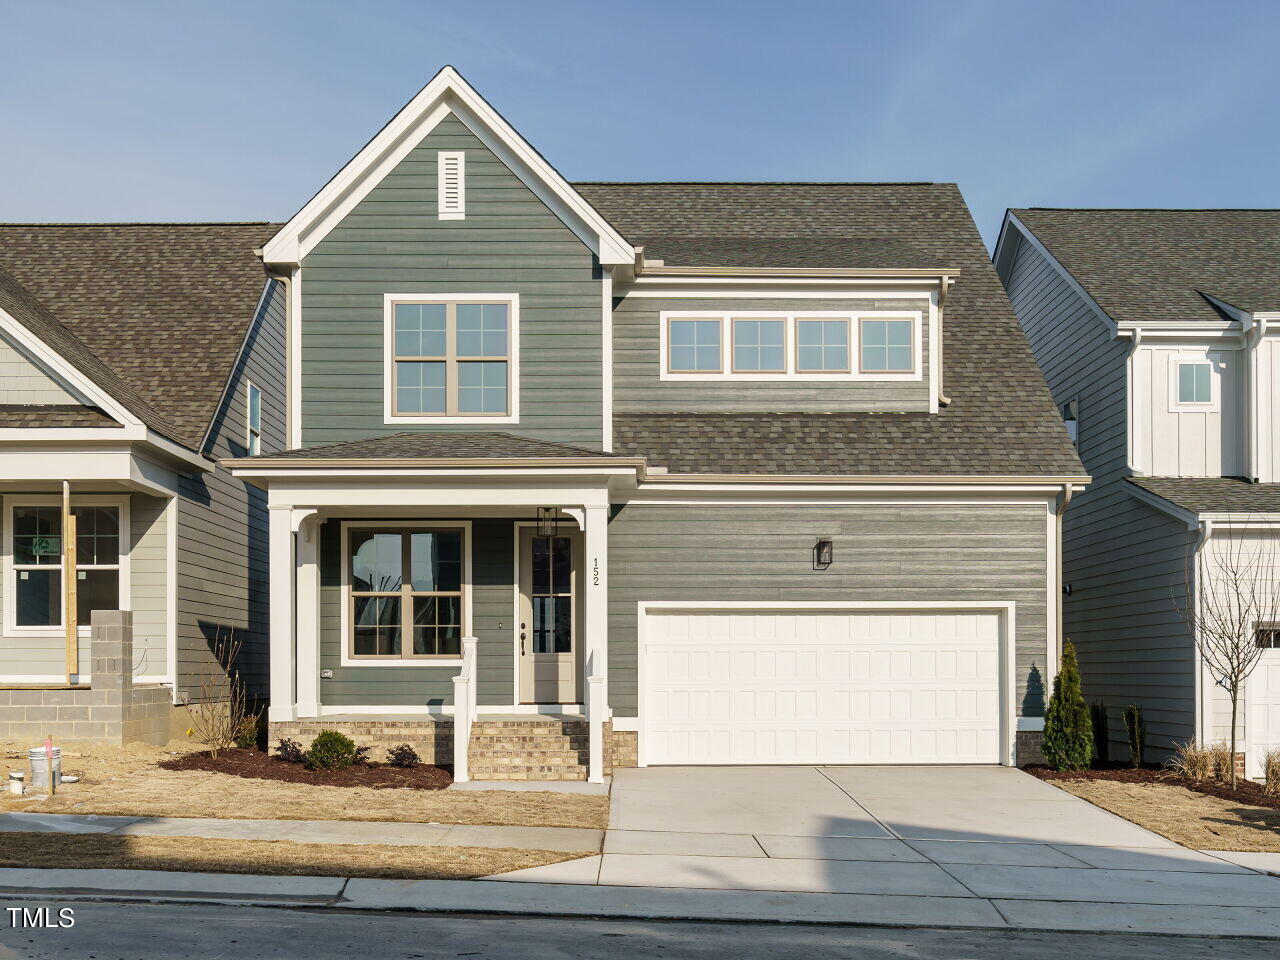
[338, 519, 473, 667]
[245, 380, 262, 456]
[1169, 352, 1222, 413]
[659, 310, 923, 382]
[437, 151, 465, 220]
[383, 293, 520, 424]
[2, 494, 131, 639]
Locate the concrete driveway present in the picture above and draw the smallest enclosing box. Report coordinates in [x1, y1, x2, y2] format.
[493, 765, 1280, 936]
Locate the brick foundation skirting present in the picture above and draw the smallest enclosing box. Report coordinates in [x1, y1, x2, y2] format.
[1015, 729, 1045, 767]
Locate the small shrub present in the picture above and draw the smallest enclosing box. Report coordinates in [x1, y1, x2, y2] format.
[1124, 704, 1145, 768]
[354, 745, 372, 765]
[305, 730, 359, 770]
[386, 743, 420, 768]
[1168, 740, 1213, 781]
[1264, 748, 1280, 797]
[275, 738, 305, 764]
[233, 715, 260, 750]
[1042, 641, 1093, 772]
[1208, 741, 1234, 782]
[1090, 702, 1109, 764]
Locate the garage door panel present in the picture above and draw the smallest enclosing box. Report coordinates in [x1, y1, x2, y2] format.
[643, 608, 1003, 765]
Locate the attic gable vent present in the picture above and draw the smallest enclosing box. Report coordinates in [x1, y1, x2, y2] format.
[437, 151, 465, 220]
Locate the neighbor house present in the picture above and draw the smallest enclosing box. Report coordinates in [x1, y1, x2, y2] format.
[0, 224, 286, 743]
[994, 208, 1280, 777]
[220, 67, 1086, 781]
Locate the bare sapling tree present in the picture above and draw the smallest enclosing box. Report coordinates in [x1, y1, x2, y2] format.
[185, 625, 249, 759]
[1176, 519, 1280, 788]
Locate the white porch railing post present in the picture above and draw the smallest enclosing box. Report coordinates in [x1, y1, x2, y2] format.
[452, 635, 478, 783]
[294, 512, 320, 718]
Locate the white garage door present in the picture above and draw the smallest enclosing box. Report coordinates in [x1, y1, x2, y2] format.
[641, 607, 1005, 765]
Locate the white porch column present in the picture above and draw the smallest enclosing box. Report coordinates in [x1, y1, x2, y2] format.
[267, 506, 297, 723]
[294, 512, 321, 718]
[583, 504, 609, 782]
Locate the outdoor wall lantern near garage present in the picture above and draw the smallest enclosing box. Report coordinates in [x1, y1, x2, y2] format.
[813, 537, 834, 570]
[536, 506, 559, 538]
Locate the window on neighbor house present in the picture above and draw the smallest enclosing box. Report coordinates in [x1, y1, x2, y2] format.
[731, 318, 786, 372]
[796, 318, 851, 373]
[1177, 361, 1212, 405]
[10, 504, 121, 629]
[667, 318, 723, 372]
[859, 318, 915, 373]
[1256, 625, 1280, 650]
[246, 382, 262, 456]
[1061, 398, 1079, 445]
[390, 300, 512, 418]
[348, 527, 464, 659]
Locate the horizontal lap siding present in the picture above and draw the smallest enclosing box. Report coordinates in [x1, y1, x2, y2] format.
[613, 296, 932, 412]
[606, 502, 1048, 719]
[0, 335, 81, 404]
[176, 280, 287, 701]
[317, 518, 514, 707]
[1005, 236, 1195, 754]
[300, 113, 603, 449]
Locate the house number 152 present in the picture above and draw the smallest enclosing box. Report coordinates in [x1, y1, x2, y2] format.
[593, 559, 600, 586]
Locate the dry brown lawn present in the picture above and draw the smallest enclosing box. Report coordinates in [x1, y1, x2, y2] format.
[1052, 778, 1280, 851]
[0, 831, 582, 880]
[1, 740, 608, 829]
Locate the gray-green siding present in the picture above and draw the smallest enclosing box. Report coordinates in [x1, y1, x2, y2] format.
[299, 112, 604, 449]
[175, 279, 287, 701]
[612, 296, 932, 413]
[0, 491, 166, 681]
[1002, 233, 1195, 754]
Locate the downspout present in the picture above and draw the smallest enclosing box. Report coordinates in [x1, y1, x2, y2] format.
[937, 275, 953, 407]
[1125, 327, 1143, 473]
[1054, 483, 1075, 666]
[1246, 317, 1267, 482]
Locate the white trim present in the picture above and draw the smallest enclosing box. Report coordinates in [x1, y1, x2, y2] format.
[262, 66, 633, 266]
[337, 519, 472, 667]
[659, 310, 923, 383]
[436, 151, 465, 219]
[382, 293, 520, 424]
[636, 600, 1018, 768]
[314, 703, 586, 717]
[1045, 500, 1059, 698]
[928, 289, 940, 414]
[2, 495, 131, 644]
[627, 280, 945, 294]
[288, 268, 303, 449]
[610, 716, 638, 732]
[245, 380, 262, 456]
[601, 272, 613, 452]
[1168, 353, 1222, 412]
[164, 495, 178, 700]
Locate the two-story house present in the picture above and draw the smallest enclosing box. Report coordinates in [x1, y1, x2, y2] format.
[995, 208, 1280, 777]
[221, 67, 1086, 781]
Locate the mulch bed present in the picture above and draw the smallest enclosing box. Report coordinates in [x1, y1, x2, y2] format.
[1027, 764, 1280, 811]
[159, 749, 453, 790]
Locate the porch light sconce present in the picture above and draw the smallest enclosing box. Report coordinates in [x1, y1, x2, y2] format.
[813, 537, 834, 570]
[536, 507, 559, 538]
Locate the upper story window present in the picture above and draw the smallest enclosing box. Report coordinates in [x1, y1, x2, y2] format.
[1060, 398, 1079, 445]
[1178, 361, 1212, 404]
[661, 311, 921, 382]
[1257, 624, 1280, 650]
[245, 381, 262, 455]
[384, 295, 519, 423]
[1168, 355, 1220, 413]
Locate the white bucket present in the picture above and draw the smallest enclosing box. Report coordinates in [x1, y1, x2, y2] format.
[28, 746, 61, 790]
[7, 771, 23, 796]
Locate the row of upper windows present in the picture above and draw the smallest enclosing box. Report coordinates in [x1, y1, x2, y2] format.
[664, 315, 916, 377]
[380, 298, 923, 422]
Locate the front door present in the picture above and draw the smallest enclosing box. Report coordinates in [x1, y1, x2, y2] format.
[518, 527, 581, 703]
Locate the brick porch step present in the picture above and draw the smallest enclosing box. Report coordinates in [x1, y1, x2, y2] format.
[466, 716, 590, 781]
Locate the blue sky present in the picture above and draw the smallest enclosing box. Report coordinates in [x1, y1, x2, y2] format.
[3, 0, 1277, 246]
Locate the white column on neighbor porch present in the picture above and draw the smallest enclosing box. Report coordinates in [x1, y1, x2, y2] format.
[583, 503, 609, 782]
[267, 505, 297, 723]
[294, 512, 321, 718]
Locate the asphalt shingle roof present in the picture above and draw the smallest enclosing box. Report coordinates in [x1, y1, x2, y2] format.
[0, 403, 117, 428]
[1010, 208, 1280, 323]
[0, 222, 281, 448]
[1129, 476, 1280, 515]
[577, 183, 1085, 478]
[240, 432, 624, 462]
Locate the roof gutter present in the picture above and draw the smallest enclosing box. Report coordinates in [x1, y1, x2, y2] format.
[639, 471, 1091, 485]
[633, 265, 962, 279]
[937, 274, 954, 407]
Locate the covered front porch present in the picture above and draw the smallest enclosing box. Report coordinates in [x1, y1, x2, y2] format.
[228, 434, 642, 783]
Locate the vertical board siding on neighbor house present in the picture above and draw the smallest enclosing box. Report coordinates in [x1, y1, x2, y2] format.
[0, 335, 82, 404]
[606, 502, 1048, 719]
[317, 518, 515, 707]
[0, 491, 167, 681]
[175, 280, 286, 702]
[1258, 336, 1280, 483]
[300, 112, 604, 449]
[1004, 234, 1196, 753]
[613, 296, 932, 412]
